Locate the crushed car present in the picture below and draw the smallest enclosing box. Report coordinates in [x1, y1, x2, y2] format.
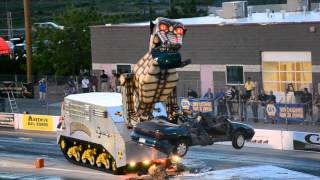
[131, 112, 255, 157]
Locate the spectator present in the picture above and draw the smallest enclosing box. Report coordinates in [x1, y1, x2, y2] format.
[266, 91, 276, 104]
[249, 91, 259, 122]
[111, 73, 117, 92]
[244, 77, 255, 97]
[225, 86, 235, 116]
[239, 90, 248, 122]
[204, 88, 214, 113]
[215, 89, 226, 116]
[315, 92, 320, 122]
[81, 76, 90, 93]
[187, 89, 198, 98]
[116, 73, 121, 92]
[258, 89, 268, 122]
[90, 73, 98, 92]
[65, 76, 77, 95]
[100, 70, 109, 92]
[301, 88, 312, 119]
[38, 78, 46, 105]
[203, 88, 213, 98]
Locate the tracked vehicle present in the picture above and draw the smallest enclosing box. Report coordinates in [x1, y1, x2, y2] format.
[57, 92, 170, 174]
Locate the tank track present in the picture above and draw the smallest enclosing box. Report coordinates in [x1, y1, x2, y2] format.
[58, 135, 124, 175]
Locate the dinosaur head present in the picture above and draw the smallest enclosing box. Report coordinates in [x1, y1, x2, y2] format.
[149, 17, 186, 52]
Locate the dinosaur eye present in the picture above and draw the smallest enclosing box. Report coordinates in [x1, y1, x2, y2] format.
[174, 27, 184, 35]
[159, 24, 168, 31]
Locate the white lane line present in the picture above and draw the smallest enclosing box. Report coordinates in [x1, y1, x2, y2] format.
[0, 139, 56, 146]
[43, 167, 107, 175]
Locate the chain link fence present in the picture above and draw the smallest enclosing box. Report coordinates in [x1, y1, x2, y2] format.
[0, 75, 319, 132]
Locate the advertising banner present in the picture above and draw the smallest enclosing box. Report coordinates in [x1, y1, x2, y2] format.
[22, 114, 54, 131]
[293, 132, 320, 152]
[216, 129, 284, 150]
[0, 113, 14, 128]
[266, 103, 304, 122]
[180, 98, 213, 112]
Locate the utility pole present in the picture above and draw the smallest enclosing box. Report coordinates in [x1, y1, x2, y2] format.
[23, 0, 32, 83]
[6, 11, 13, 39]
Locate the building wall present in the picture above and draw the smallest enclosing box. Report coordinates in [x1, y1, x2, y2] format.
[91, 23, 320, 65]
[90, 22, 320, 94]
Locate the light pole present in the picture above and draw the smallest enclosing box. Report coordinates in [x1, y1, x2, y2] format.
[23, 0, 32, 83]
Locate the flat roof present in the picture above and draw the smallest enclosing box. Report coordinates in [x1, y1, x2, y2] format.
[94, 11, 320, 28]
[65, 92, 123, 107]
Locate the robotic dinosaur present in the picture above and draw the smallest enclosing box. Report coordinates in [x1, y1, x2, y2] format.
[120, 17, 191, 127]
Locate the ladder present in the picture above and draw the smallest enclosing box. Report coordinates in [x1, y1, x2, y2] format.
[6, 90, 19, 113]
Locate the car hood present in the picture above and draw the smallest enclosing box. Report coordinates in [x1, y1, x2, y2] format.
[229, 120, 254, 130]
[135, 120, 181, 133]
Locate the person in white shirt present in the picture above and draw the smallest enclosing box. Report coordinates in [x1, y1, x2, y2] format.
[81, 76, 90, 93]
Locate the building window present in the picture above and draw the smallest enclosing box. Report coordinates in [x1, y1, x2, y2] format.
[262, 52, 312, 92]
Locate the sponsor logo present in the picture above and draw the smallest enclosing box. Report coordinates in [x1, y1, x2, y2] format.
[305, 134, 320, 145]
[22, 114, 53, 131]
[266, 104, 276, 117]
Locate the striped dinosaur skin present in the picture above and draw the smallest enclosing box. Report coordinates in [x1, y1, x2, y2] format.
[121, 17, 190, 126]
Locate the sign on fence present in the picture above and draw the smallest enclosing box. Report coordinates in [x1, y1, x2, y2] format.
[293, 132, 320, 152]
[180, 98, 213, 112]
[22, 114, 54, 131]
[0, 113, 14, 128]
[266, 103, 304, 122]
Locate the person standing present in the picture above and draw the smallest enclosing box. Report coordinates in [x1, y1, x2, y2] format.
[111, 73, 117, 92]
[244, 77, 255, 98]
[239, 90, 248, 122]
[258, 89, 268, 122]
[249, 92, 259, 122]
[100, 70, 109, 92]
[301, 88, 312, 119]
[204, 88, 214, 113]
[81, 76, 90, 93]
[38, 78, 46, 105]
[90, 73, 98, 92]
[215, 89, 226, 116]
[203, 88, 214, 98]
[225, 86, 235, 117]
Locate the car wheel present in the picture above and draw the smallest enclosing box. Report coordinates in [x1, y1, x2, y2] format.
[173, 140, 189, 157]
[232, 132, 245, 149]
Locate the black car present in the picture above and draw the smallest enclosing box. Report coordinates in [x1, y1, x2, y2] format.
[131, 113, 255, 157]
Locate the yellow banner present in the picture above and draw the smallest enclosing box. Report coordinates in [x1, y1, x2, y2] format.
[22, 114, 53, 131]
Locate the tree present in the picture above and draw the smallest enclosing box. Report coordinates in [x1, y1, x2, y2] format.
[33, 7, 104, 76]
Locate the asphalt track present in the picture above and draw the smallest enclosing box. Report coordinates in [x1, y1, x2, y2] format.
[0, 129, 319, 180]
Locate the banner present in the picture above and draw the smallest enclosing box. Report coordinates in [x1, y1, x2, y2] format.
[180, 98, 213, 112]
[0, 113, 14, 128]
[266, 103, 304, 122]
[293, 132, 320, 152]
[22, 114, 53, 131]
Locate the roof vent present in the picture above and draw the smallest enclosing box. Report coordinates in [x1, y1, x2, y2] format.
[281, 10, 286, 19]
[286, 0, 310, 12]
[303, 6, 307, 15]
[266, 9, 271, 18]
[248, 6, 252, 17]
[220, 1, 248, 19]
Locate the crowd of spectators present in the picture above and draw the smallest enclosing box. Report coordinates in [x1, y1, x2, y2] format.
[63, 70, 121, 96]
[200, 77, 319, 123]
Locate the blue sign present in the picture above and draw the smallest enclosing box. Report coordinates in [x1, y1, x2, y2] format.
[266, 103, 304, 122]
[179, 98, 213, 113]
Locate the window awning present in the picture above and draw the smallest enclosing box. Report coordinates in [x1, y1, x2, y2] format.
[0, 37, 10, 55]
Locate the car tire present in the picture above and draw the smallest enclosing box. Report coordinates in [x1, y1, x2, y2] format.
[232, 131, 245, 149]
[173, 140, 189, 157]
